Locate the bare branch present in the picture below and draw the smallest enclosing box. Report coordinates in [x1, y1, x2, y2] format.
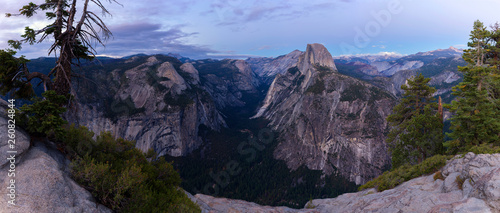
[90, 0, 111, 15]
[73, 0, 90, 41]
[66, 0, 78, 32]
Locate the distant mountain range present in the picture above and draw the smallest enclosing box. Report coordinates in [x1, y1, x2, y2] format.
[334, 46, 463, 76]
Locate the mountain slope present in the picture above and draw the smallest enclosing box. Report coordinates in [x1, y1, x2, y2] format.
[66, 55, 228, 157]
[246, 49, 302, 83]
[335, 47, 463, 77]
[253, 44, 395, 185]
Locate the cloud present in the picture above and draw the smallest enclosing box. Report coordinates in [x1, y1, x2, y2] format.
[336, 51, 404, 57]
[0, 2, 53, 54]
[375, 52, 403, 57]
[205, 0, 338, 26]
[372, 45, 386, 49]
[257, 45, 273, 50]
[304, 2, 336, 10]
[211, 3, 293, 26]
[244, 5, 291, 22]
[206, 53, 262, 59]
[97, 22, 219, 59]
[453, 44, 467, 49]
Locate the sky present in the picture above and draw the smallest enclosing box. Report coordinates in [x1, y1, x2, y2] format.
[1, 0, 500, 59]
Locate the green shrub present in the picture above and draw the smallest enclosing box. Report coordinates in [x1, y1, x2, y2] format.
[359, 155, 452, 192]
[433, 171, 444, 181]
[18, 90, 67, 138]
[57, 124, 95, 157]
[305, 198, 316, 209]
[467, 143, 500, 154]
[455, 175, 465, 190]
[58, 125, 200, 212]
[359, 144, 500, 193]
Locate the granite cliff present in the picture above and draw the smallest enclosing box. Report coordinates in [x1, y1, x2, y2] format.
[246, 49, 302, 81]
[65, 55, 263, 157]
[253, 44, 395, 185]
[67, 56, 216, 157]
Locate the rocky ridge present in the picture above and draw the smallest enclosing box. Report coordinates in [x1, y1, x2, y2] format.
[334, 47, 463, 77]
[66, 55, 227, 157]
[308, 152, 500, 212]
[193, 59, 262, 109]
[336, 48, 466, 103]
[253, 43, 395, 185]
[246, 49, 302, 80]
[66, 55, 263, 157]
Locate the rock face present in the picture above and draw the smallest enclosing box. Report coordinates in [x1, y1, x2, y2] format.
[0, 99, 30, 169]
[66, 56, 262, 157]
[308, 152, 500, 213]
[246, 49, 302, 79]
[189, 193, 315, 213]
[253, 44, 395, 185]
[190, 59, 262, 109]
[0, 99, 111, 213]
[66, 55, 227, 157]
[189, 153, 500, 213]
[297, 43, 337, 74]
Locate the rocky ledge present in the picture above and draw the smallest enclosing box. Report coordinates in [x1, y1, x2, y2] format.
[190, 152, 500, 213]
[0, 99, 110, 213]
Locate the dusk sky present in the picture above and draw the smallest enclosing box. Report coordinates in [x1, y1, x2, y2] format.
[1, 0, 500, 59]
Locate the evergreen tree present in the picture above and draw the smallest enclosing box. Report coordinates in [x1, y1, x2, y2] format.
[387, 73, 444, 168]
[446, 20, 500, 153]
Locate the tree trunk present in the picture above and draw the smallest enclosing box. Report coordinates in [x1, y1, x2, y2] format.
[53, 42, 72, 96]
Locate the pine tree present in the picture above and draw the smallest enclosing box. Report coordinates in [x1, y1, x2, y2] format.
[446, 20, 500, 153]
[387, 73, 444, 168]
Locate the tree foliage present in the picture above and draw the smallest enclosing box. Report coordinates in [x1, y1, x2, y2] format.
[387, 73, 444, 168]
[359, 155, 452, 192]
[2, 0, 118, 98]
[18, 90, 68, 138]
[446, 20, 500, 153]
[0, 49, 35, 99]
